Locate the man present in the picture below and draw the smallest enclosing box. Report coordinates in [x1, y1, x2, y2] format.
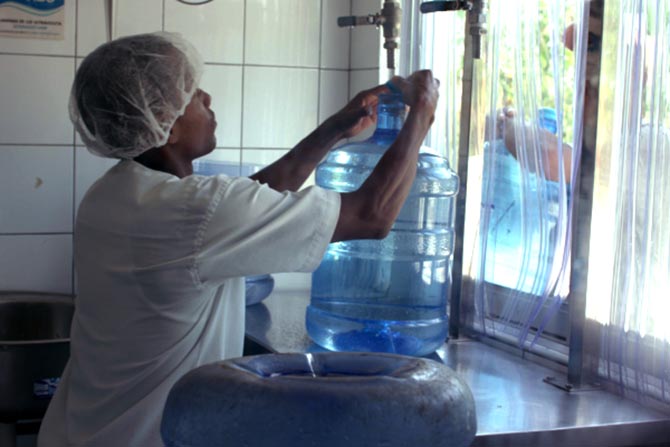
[38, 32, 439, 446]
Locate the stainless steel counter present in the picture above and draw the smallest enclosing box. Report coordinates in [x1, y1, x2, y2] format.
[245, 292, 670, 447]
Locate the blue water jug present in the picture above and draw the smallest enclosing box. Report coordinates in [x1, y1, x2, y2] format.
[307, 93, 459, 357]
[481, 108, 560, 292]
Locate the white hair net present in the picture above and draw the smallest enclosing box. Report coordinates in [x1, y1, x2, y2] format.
[69, 32, 204, 159]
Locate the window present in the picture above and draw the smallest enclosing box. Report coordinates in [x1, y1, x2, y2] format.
[407, 0, 670, 407]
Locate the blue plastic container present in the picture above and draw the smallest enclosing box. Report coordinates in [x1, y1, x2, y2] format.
[192, 160, 275, 306]
[308, 93, 459, 357]
[481, 108, 560, 292]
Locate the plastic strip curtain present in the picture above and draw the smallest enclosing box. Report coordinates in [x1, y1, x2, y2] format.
[408, 1, 465, 164]
[468, 0, 581, 349]
[585, 0, 670, 405]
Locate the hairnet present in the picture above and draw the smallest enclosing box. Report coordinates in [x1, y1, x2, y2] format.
[69, 32, 204, 159]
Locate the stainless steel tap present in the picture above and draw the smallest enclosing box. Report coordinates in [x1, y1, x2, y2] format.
[420, 0, 487, 59]
[337, 0, 402, 73]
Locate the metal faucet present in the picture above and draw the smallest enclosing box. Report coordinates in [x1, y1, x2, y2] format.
[337, 0, 402, 73]
[420, 0, 487, 59]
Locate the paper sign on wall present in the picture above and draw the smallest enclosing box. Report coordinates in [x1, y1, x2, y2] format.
[0, 0, 65, 40]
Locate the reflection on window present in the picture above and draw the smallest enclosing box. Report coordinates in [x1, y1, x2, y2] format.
[459, 0, 581, 350]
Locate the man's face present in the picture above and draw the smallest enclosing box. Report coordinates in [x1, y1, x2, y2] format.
[172, 88, 217, 160]
[564, 14, 603, 84]
[563, 15, 603, 130]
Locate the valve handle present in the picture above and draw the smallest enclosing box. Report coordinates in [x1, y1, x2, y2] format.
[420, 1, 472, 13]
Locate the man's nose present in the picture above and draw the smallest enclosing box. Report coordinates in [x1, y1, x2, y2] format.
[200, 89, 212, 108]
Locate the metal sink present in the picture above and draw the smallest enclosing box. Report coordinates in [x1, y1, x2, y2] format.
[0, 292, 74, 423]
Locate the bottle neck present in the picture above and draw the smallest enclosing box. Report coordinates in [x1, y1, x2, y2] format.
[369, 93, 405, 145]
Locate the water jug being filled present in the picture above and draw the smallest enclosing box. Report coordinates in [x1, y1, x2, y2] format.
[308, 93, 459, 357]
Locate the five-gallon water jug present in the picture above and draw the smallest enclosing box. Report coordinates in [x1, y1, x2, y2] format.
[481, 108, 560, 292]
[307, 93, 459, 357]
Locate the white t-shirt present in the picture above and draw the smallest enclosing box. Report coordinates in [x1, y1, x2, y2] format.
[37, 160, 340, 447]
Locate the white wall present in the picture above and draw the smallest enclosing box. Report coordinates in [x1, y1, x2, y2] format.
[0, 0, 382, 295]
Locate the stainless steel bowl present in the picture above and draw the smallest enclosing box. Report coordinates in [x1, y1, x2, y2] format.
[0, 292, 74, 422]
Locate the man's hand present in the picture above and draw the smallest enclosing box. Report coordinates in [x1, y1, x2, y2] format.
[329, 84, 390, 139]
[332, 70, 441, 242]
[388, 70, 440, 118]
[483, 106, 572, 182]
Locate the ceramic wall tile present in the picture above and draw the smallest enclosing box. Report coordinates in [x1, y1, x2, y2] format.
[318, 69, 348, 124]
[245, 0, 320, 67]
[200, 64, 243, 148]
[350, 0, 381, 70]
[164, 0, 243, 64]
[77, 0, 163, 57]
[113, 0, 163, 37]
[0, 235, 73, 294]
[320, 0, 350, 69]
[0, 147, 73, 234]
[0, 1, 76, 56]
[242, 66, 318, 148]
[0, 55, 73, 145]
[76, 0, 107, 56]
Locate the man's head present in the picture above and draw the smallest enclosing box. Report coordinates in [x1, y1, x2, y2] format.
[70, 32, 204, 159]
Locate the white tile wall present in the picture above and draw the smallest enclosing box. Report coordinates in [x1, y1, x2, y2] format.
[164, 0, 244, 64]
[0, 0, 383, 295]
[0, 235, 73, 293]
[200, 65, 243, 148]
[245, 0, 320, 67]
[321, 0, 351, 69]
[242, 66, 319, 148]
[76, 0, 109, 56]
[319, 70, 349, 124]
[77, 0, 164, 57]
[0, 147, 73, 233]
[351, 0, 382, 70]
[0, 55, 74, 145]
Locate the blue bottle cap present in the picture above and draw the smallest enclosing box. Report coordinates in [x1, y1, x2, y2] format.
[537, 107, 558, 134]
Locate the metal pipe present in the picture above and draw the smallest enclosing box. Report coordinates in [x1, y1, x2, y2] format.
[337, 1, 402, 72]
[448, 6, 477, 339]
[468, 0, 487, 59]
[419, 0, 486, 59]
[381, 0, 402, 72]
[567, 0, 605, 389]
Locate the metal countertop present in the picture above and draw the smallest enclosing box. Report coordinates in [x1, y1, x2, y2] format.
[245, 292, 670, 447]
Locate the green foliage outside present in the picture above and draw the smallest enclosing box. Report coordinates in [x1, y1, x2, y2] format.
[494, 0, 577, 144]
